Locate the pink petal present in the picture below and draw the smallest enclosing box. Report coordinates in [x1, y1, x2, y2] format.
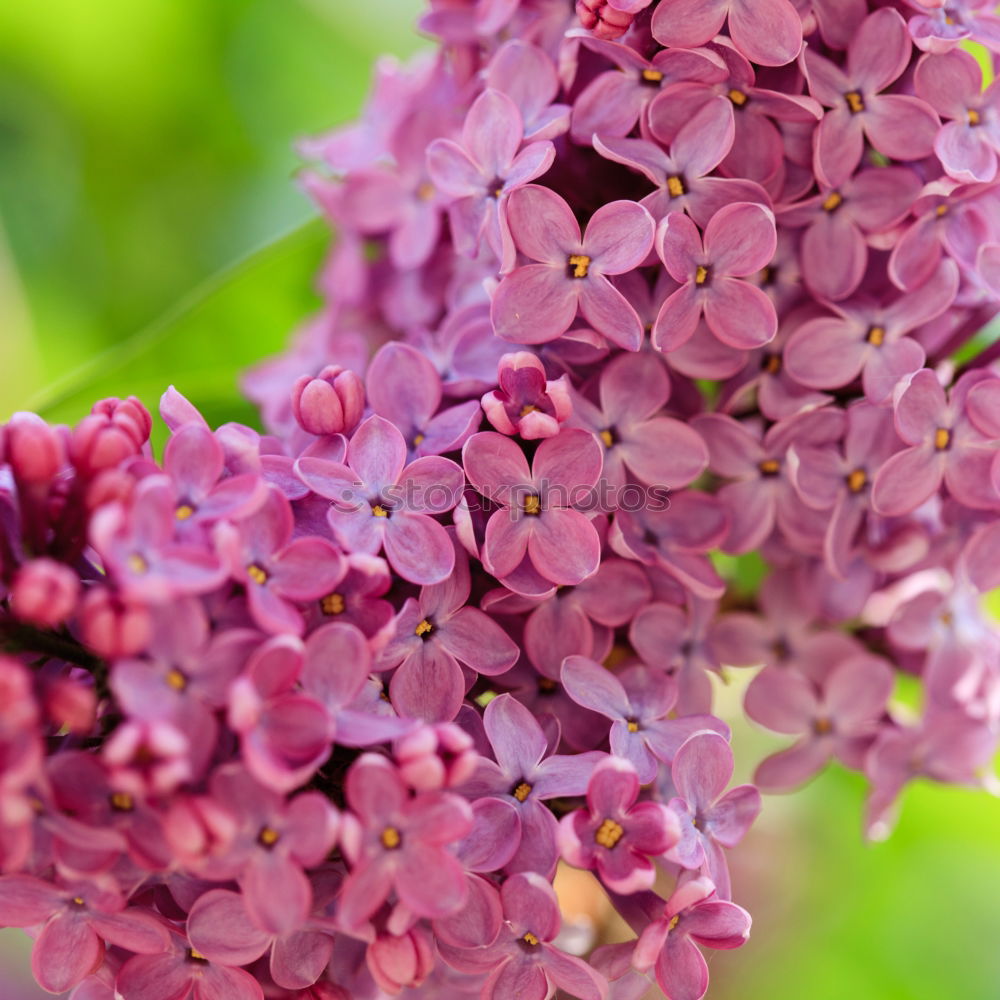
[491, 264, 578, 344]
[32, 913, 103, 994]
[743, 666, 818, 733]
[533, 428, 604, 491]
[705, 202, 776, 276]
[728, 0, 803, 66]
[672, 730, 734, 808]
[754, 738, 832, 791]
[384, 513, 456, 585]
[506, 184, 580, 263]
[463, 89, 522, 174]
[703, 278, 777, 349]
[656, 211, 703, 282]
[871, 446, 943, 516]
[188, 889, 271, 966]
[348, 416, 407, 493]
[784, 317, 867, 389]
[814, 109, 864, 188]
[801, 212, 866, 302]
[578, 275, 645, 351]
[651, 0, 727, 48]
[529, 510, 601, 585]
[651, 282, 702, 352]
[584, 200, 655, 274]
[390, 645, 466, 722]
[865, 94, 940, 162]
[894, 369, 947, 443]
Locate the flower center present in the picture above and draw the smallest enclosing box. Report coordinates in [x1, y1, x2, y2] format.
[595, 817, 625, 848]
[381, 826, 402, 849]
[413, 432, 426, 447]
[567, 254, 591, 279]
[763, 354, 782, 375]
[641, 68, 663, 85]
[667, 176, 685, 198]
[813, 716, 833, 735]
[258, 826, 281, 848]
[110, 791, 134, 812]
[513, 781, 532, 802]
[166, 669, 187, 691]
[523, 494, 542, 516]
[822, 191, 842, 213]
[520, 404, 540, 417]
[247, 563, 268, 585]
[187, 948, 209, 964]
[176, 503, 195, 521]
[417, 181, 435, 201]
[128, 553, 148, 574]
[846, 468, 867, 493]
[599, 428, 615, 448]
[695, 265, 710, 285]
[321, 592, 345, 615]
[626, 718, 639, 733]
[759, 459, 781, 477]
[934, 428, 951, 451]
[844, 91, 865, 114]
[728, 88, 748, 107]
[866, 325, 886, 347]
[668, 914, 681, 932]
[372, 504, 390, 518]
[968, 108, 981, 126]
[71, 896, 85, 908]
[522, 931, 540, 947]
[415, 618, 434, 638]
[936, 204, 949, 217]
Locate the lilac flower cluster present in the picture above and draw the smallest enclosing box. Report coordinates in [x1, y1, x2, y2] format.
[3, 0, 1000, 998]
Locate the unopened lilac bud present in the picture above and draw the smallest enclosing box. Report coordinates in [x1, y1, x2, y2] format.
[43, 675, 97, 734]
[91, 396, 152, 448]
[291, 365, 365, 436]
[80, 587, 151, 658]
[576, 0, 635, 39]
[11, 559, 80, 627]
[366, 926, 434, 995]
[396, 722, 477, 791]
[4, 412, 64, 484]
[70, 404, 149, 478]
[84, 468, 136, 513]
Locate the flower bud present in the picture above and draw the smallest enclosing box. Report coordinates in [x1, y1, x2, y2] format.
[291, 365, 365, 436]
[80, 587, 151, 658]
[366, 926, 434, 995]
[4, 413, 64, 484]
[44, 674, 97, 734]
[11, 558, 80, 627]
[576, 0, 635, 39]
[396, 722, 477, 791]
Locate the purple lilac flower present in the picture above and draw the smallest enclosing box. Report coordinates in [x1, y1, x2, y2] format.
[633, 875, 751, 1000]
[463, 428, 604, 586]
[295, 415, 463, 585]
[481, 351, 572, 439]
[652, 202, 778, 352]
[491, 184, 655, 349]
[906, 0, 1000, 55]
[485, 40, 570, 142]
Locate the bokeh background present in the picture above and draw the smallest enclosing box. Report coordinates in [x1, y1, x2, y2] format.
[1, 1, 998, 997]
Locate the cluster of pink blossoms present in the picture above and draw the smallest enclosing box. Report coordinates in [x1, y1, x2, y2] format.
[4, 0, 1000, 998]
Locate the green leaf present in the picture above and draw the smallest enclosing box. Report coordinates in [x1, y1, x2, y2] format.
[30, 216, 329, 443]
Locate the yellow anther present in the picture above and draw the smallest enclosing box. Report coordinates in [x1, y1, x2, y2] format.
[166, 669, 187, 692]
[258, 826, 280, 847]
[321, 592, 345, 615]
[728, 88, 748, 107]
[523, 932, 540, 947]
[936, 204, 949, 217]
[641, 69, 664, 84]
[595, 817, 625, 849]
[72, 897, 85, 907]
[695, 265, 709, 285]
[417, 181, 435, 201]
[523, 494, 542, 516]
[813, 716, 833, 735]
[846, 468, 867, 493]
[415, 618, 434, 637]
[934, 427, 951, 451]
[188, 947, 208, 963]
[372, 504, 389, 517]
[667, 176, 685, 198]
[413, 433, 425, 447]
[845, 91, 865, 114]
[513, 782, 532, 802]
[599, 429, 614, 448]
[759, 458, 781, 476]
[520, 404, 540, 417]
[866, 325, 886, 347]
[668, 914, 681, 932]
[822, 191, 843, 213]
[627, 720, 639, 733]
[247, 563, 268, 585]
[968, 108, 981, 126]
[175, 504, 195, 521]
[110, 791, 134, 812]
[127, 553, 148, 574]
[568, 254, 591, 279]
[381, 826, 402, 849]
[764, 354, 782, 375]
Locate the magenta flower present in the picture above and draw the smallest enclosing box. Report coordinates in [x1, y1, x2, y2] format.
[481, 351, 572, 439]
[907, 0, 1000, 55]
[650, 0, 802, 67]
[633, 875, 751, 1000]
[290, 364, 365, 437]
[777, 167, 923, 302]
[652, 202, 778, 352]
[562, 655, 730, 780]
[783, 260, 960, 405]
[366, 342, 481, 457]
[667, 732, 761, 900]
[337, 754, 473, 929]
[379, 543, 519, 722]
[491, 184, 655, 350]
[295, 415, 464, 585]
[746, 654, 894, 791]
[463, 428, 603, 586]
[215, 485, 346, 635]
[427, 88, 555, 263]
[0, 875, 169, 994]
[872, 369, 1000, 515]
[916, 49, 1000, 183]
[438, 872, 607, 1000]
[596, 96, 771, 228]
[559, 757, 680, 894]
[569, 351, 708, 495]
[570, 40, 727, 146]
[462, 694, 603, 874]
[116, 928, 265, 1000]
[804, 8, 940, 187]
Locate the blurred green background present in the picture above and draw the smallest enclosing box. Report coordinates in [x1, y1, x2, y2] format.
[1, 2, 999, 998]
